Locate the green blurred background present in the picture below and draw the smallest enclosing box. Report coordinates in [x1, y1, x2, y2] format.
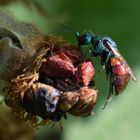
[0, 0, 140, 140]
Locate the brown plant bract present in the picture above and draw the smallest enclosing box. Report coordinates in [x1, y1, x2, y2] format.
[59, 87, 97, 117]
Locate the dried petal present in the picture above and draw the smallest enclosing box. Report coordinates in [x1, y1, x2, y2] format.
[58, 47, 83, 65]
[40, 51, 77, 78]
[76, 61, 95, 86]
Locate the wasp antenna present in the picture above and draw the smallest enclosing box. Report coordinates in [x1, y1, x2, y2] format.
[76, 31, 80, 36]
[57, 23, 78, 33]
[48, 23, 78, 36]
[47, 31, 59, 35]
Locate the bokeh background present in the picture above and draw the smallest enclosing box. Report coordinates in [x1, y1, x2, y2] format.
[0, 0, 140, 140]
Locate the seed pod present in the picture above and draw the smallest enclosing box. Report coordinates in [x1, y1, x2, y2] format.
[75, 61, 95, 86]
[69, 87, 97, 116]
[23, 83, 60, 119]
[58, 87, 97, 117]
[40, 51, 77, 78]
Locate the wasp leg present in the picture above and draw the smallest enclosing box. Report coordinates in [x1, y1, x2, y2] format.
[59, 120, 63, 132]
[89, 49, 98, 57]
[98, 53, 110, 73]
[102, 77, 114, 109]
[83, 49, 96, 60]
[97, 65, 105, 73]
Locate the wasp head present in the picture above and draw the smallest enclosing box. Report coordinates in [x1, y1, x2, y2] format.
[76, 31, 94, 47]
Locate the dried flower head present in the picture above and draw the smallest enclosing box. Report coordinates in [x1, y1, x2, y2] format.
[4, 35, 97, 127]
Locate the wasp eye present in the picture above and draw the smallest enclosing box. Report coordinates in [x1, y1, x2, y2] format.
[103, 39, 109, 46]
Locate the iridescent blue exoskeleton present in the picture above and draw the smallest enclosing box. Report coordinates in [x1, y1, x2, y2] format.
[76, 31, 118, 67]
[56, 23, 119, 64]
[76, 31, 136, 79]
[75, 31, 137, 108]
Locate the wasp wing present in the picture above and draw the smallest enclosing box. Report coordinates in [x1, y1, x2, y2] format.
[106, 43, 137, 82]
[118, 56, 137, 82]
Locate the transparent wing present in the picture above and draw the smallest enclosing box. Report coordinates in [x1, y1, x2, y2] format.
[106, 42, 137, 82]
[118, 56, 137, 82]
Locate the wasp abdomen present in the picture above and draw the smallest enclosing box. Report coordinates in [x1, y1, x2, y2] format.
[110, 57, 131, 95]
